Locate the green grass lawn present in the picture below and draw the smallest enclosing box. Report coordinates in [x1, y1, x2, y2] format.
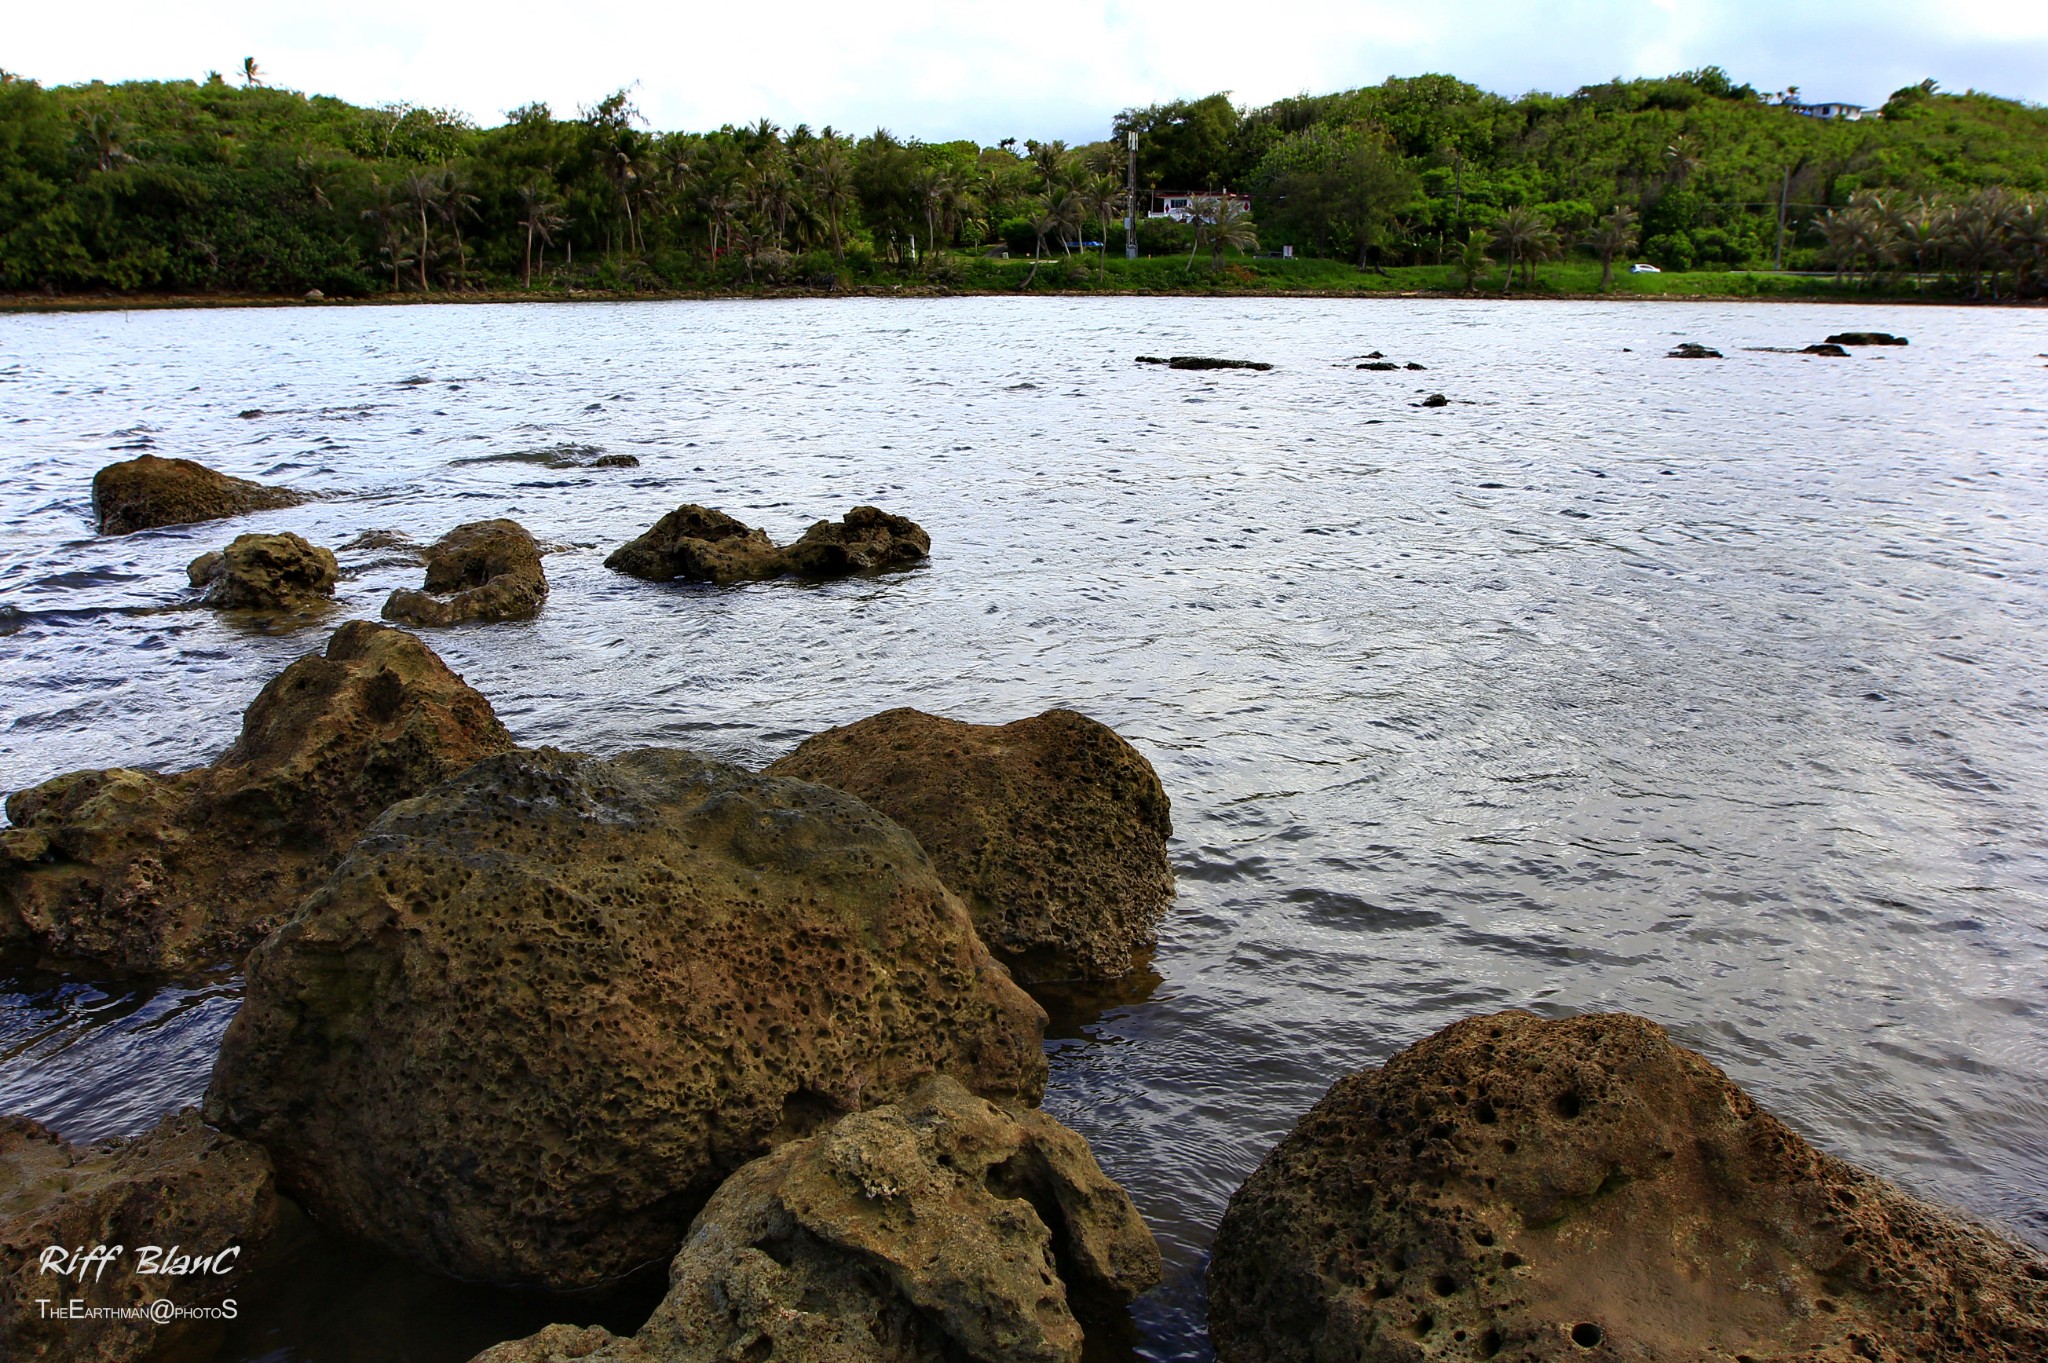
[957, 253, 1945, 301]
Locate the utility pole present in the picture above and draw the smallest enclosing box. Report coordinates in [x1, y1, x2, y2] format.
[1125, 132, 1139, 260]
[1773, 166, 1790, 271]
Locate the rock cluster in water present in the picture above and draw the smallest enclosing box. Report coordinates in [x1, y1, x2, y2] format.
[1207, 1010, 2048, 1363]
[606, 505, 930, 584]
[92, 454, 306, 535]
[1136, 355, 1274, 371]
[383, 518, 549, 625]
[0, 1109, 278, 1363]
[188, 531, 340, 612]
[473, 1076, 1162, 1363]
[206, 746, 1050, 1289]
[1666, 342, 1723, 359]
[769, 707, 1174, 982]
[0, 620, 514, 972]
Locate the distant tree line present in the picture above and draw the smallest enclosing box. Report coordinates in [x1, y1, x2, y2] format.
[2, 64, 2046, 296]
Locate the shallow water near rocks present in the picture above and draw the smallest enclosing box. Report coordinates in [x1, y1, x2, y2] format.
[3, 295, 2047, 1361]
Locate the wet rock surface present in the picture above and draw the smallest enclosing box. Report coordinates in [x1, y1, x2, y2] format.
[1, 1108, 279, 1363]
[1421, 393, 1450, 407]
[206, 746, 1049, 1290]
[1136, 355, 1274, 371]
[470, 1076, 1160, 1363]
[0, 621, 514, 972]
[1208, 1010, 2048, 1363]
[1666, 342, 1723, 359]
[607, 505, 929, 584]
[1825, 332, 1909, 346]
[383, 518, 548, 625]
[91, 454, 305, 536]
[1802, 342, 1852, 356]
[187, 531, 340, 612]
[768, 708, 1173, 982]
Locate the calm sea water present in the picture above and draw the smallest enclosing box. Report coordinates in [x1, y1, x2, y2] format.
[3, 296, 2047, 1361]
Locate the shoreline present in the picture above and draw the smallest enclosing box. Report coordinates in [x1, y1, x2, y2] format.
[4, 284, 2038, 315]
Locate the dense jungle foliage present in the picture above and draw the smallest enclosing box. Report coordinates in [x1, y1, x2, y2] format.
[2, 64, 2045, 297]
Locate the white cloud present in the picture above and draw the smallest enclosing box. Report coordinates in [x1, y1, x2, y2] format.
[8, 0, 2046, 142]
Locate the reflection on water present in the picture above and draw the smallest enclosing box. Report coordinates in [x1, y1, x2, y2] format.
[3, 296, 2047, 1361]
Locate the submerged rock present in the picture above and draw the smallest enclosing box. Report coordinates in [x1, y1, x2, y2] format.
[1357, 361, 1399, 371]
[382, 518, 547, 625]
[1666, 342, 1723, 359]
[206, 746, 1048, 1290]
[91, 454, 305, 536]
[1208, 1010, 2048, 1363]
[1136, 355, 1273, 372]
[0, 1109, 279, 1363]
[1801, 342, 1852, 356]
[1825, 331, 1909, 346]
[768, 708, 1173, 982]
[780, 506, 932, 577]
[1420, 393, 1450, 408]
[188, 531, 340, 612]
[0, 620, 514, 972]
[607, 505, 929, 584]
[471, 1077, 1160, 1363]
[604, 504, 785, 583]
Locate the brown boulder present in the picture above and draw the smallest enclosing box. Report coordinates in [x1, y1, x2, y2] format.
[1, 620, 514, 972]
[604, 505, 784, 584]
[606, 505, 929, 585]
[205, 746, 1049, 1290]
[383, 518, 548, 625]
[91, 454, 305, 536]
[471, 1076, 1159, 1363]
[187, 531, 340, 612]
[1207, 1010, 2048, 1363]
[0, 1109, 279, 1363]
[779, 506, 931, 577]
[768, 708, 1172, 982]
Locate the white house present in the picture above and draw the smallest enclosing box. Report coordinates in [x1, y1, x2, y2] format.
[1789, 102, 1867, 120]
[1147, 191, 1253, 224]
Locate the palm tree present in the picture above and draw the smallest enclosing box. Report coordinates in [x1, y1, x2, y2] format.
[1030, 139, 1069, 192]
[1586, 205, 1639, 290]
[516, 184, 565, 289]
[79, 110, 134, 173]
[800, 141, 853, 262]
[241, 57, 262, 88]
[1940, 188, 2015, 298]
[437, 169, 480, 287]
[1080, 174, 1123, 280]
[1452, 228, 1492, 292]
[361, 179, 414, 291]
[1191, 196, 1258, 272]
[400, 171, 439, 291]
[1491, 206, 1556, 293]
[1662, 134, 1701, 186]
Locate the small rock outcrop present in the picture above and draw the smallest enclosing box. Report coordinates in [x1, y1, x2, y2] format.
[1825, 331, 1909, 346]
[92, 454, 305, 536]
[1801, 342, 1852, 356]
[604, 505, 785, 583]
[768, 708, 1173, 982]
[1666, 342, 1723, 359]
[470, 1077, 1161, 1363]
[1357, 361, 1399, 371]
[382, 518, 548, 625]
[607, 505, 930, 584]
[1420, 393, 1450, 408]
[1, 620, 514, 972]
[1208, 1010, 2048, 1363]
[1136, 355, 1273, 371]
[206, 747, 1049, 1290]
[1, 1109, 279, 1363]
[188, 531, 340, 612]
[781, 507, 932, 577]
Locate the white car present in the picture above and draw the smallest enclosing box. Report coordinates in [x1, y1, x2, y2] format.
[1629, 262, 1662, 274]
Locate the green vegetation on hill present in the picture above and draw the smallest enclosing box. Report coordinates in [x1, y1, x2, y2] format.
[2, 65, 2045, 299]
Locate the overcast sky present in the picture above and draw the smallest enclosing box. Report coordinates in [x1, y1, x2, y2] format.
[9, 1, 2048, 143]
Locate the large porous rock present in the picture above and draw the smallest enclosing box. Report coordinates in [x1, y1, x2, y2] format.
[1207, 1010, 2048, 1363]
[779, 506, 931, 577]
[188, 531, 340, 612]
[768, 708, 1172, 982]
[92, 454, 305, 536]
[603, 505, 784, 584]
[382, 518, 548, 625]
[470, 1076, 1160, 1363]
[0, 1108, 279, 1363]
[205, 747, 1049, 1290]
[0, 620, 514, 972]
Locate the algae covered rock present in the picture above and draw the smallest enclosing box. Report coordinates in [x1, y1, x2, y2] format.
[779, 506, 931, 577]
[604, 504, 784, 584]
[768, 708, 1173, 982]
[188, 531, 340, 612]
[0, 1109, 279, 1363]
[206, 746, 1048, 1290]
[91, 454, 305, 536]
[1207, 1010, 2048, 1363]
[471, 1076, 1159, 1363]
[383, 518, 548, 625]
[1, 620, 514, 972]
